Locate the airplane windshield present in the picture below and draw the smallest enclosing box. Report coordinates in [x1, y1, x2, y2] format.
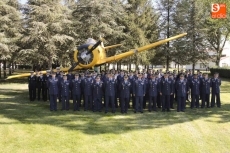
[85, 38, 96, 45]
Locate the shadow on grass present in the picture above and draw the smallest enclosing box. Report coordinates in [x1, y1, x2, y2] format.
[0, 85, 230, 135]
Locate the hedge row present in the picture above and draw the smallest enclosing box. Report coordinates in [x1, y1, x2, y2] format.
[210, 68, 230, 78]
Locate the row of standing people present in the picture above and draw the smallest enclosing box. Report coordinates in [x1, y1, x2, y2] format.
[28, 69, 221, 113]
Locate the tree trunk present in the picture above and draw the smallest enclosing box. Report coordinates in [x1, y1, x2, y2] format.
[14, 62, 17, 71]
[48, 58, 52, 70]
[216, 56, 220, 67]
[192, 63, 195, 74]
[9, 63, 12, 75]
[3, 60, 7, 78]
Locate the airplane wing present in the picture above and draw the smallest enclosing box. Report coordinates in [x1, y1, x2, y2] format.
[6, 65, 83, 80]
[96, 33, 187, 65]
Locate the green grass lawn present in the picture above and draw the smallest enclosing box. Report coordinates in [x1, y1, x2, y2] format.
[0, 79, 230, 153]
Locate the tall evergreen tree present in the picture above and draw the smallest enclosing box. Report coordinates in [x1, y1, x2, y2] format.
[0, 0, 22, 77]
[170, 0, 209, 73]
[121, 0, 159, 69]
[19, 0, 75, 69]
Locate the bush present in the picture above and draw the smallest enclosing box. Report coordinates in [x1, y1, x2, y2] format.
[210, 67, 230, 78]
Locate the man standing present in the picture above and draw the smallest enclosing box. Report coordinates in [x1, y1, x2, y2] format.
[28, 71, 37, 101]
[159, 73, 173, 112]
[175, 75, 188, 112]
[60, 74, 70, 110]
[83, 72, 94, 111]
[93, 76, 104, 112]
[119, 75, 131, 114]
[104, 73, 117, 113]
[133, 73, 145, 113]
[211, 73, 221, 108]
[148, 74, 159, 112]
[190, 74, 201, 108]
[37, 72, 43, 101]
[47, 72, 59, 111]
[201, 73, 211, 108]
[72, 73, 82, 111]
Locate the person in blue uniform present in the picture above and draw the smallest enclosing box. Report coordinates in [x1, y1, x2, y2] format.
[56, 67, 61, 77]
[211, 73, 221, 108]
[93, 76, 104, 112]
[148, 74, 159, 112]
[104, 73, 117, 113]
[57, 71, 64, 102]
[28, 71, 37, 101]
[156, 75, 162, 108]
[47, 72, 59, 111]
[83, 72, 94, 111]
[37, 72, 44, 101]
[60, 74, 70, 110]
[143, 75, 148, 109]
[72, 73, 82, 111]
[129, 71, 135, 109]
[175, 75, 189, 112]
[159, 73, 173, 112]
[190, 74, 201, 108]
[119, 75, 131, 114]
[200, 73, 211, 108]
[133, 73, 146, 113]
[169, 74, 175, 109]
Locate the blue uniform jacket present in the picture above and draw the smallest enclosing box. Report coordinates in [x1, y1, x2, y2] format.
[60, 80, 70, 96]
[159, 78, 173, 96]
[175, 80, 188, 97]
[133, 79, 146, 96]
[190, 79, 201, 95]
[47, 78, 59, 95]
[211, 78, 221, 94]
[83, 78, 94, 96]
[93, 81, 104, 98]
[200, 78, 211, 94]
[104, 79, 117, 96]
[28, 75, 37, 88]
[148, 79, 159, 97]
[71, 79, 82, 95]
[119, 80, 131, 98]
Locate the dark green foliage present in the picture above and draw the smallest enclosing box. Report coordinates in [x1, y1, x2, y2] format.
[210, 68, 230, 78]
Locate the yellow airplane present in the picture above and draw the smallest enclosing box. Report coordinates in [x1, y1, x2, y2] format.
[6, 33, 187, 79]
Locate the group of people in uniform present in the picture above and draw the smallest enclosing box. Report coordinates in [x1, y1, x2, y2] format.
[28, 67, 221, 113]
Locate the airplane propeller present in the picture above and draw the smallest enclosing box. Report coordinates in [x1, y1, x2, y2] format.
[67, 38, 103, 72]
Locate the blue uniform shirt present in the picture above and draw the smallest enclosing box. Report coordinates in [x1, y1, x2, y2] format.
[211, 78, 221, 94]
[60, 80, 70, 96]
[47, 78, 59, 95]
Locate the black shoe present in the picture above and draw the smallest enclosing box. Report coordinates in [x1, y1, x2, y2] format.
[207, 106, 210, 108]
[167, 110, 170, 112]
[134, 111, 136, 113]
[105, 111, 107, 114]
[162, 110, 165, 112]
[148, 110, 151, 112]
[141, 111, 143, 113]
